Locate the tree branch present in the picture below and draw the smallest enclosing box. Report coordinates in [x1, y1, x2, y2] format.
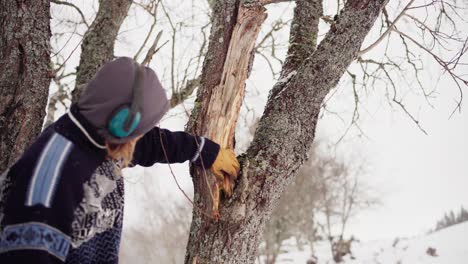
[134, 0, 161, 61]
[358, 0, 415, 57]
[169, 77, 201, 108]
[394, 28, 467, 115]
[141, 30, 165, 66]
[260, 0, 294, 6]
[50, 0, 89, 27]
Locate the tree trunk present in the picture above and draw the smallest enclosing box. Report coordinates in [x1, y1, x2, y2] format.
[71, 0, 132, 103]
[0, 0, 51, 172]
[185, 0, 388, 263]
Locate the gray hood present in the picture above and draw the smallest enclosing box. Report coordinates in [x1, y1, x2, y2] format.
[77, 57, 169, 144]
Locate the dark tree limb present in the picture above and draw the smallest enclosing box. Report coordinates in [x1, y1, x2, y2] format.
[271, 0, 323, 99]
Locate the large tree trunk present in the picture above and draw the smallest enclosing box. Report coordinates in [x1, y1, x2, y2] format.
[0, 0, 51, 172]
[185, 0, 388, 263]
[71, 0, 132, 103]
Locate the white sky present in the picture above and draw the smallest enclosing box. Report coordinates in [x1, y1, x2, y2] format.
[51, 0, 468, 241]
[323, 79, 468, 240]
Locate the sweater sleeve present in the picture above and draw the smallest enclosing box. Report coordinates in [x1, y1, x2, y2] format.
[0, 131, 82, 263]
[131, 127, 220, 168]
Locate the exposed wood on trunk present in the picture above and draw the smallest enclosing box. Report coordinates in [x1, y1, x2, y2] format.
[185, 0, 388, 262]
[185, 0, 240, 236]
[207, 1, 266, 219]
[187, 0, 240, 135]
[185, 0, 267, 262]
[198, 0, 265, 213]
[71, 0, 132, 103]
[0, 0, 51, 172]
[204, 5, 267, 148]
[185, 0, 244, 229]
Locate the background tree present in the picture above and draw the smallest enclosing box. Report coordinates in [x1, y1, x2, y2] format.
[258, 142, 377, 264]
[259, 144, 322, 264]
[0, 0, 52, 172]
[120, 176, 192, 263]
[434, 206, 468, 232]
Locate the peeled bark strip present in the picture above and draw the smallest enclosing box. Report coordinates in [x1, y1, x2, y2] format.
[208, 0, 266, 218]
[0, 0, 51, 172]
[185, 0, 388, 263]
[187, 0, 240, 134]
[185, 1, 240, 262]
[71, 0, 132, 103]
[186, 0, 241, 228]
[185, 0, 267, 262]
[204, 5, 267, 147]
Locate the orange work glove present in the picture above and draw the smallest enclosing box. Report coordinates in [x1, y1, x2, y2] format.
[210, 148, 240, 195]
[211, 148, 240, 179]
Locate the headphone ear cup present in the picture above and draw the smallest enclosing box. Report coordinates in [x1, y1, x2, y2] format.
[108, 106, 141, 138]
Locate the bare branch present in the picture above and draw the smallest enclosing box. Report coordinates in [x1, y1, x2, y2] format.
[169, 77, 201, 108]
[134, 0, 161, 61]
[50, 0, 89, 27]
[160, 1, 178, 95]
[394, 28, 468, 115]
[358, 0, 415, 56]
[260, 0, 294, 6]
[141, 30, 165, 66]
[392, 98, 428, 135]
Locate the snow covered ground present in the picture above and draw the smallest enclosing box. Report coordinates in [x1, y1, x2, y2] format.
[273, 222, 468, 264]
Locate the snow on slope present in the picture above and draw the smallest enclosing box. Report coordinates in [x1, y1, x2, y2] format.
[274, 222, 468, 264]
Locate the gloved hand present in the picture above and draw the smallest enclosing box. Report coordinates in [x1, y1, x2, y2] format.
[211, 148, 239, 179]
[210, 148, 240, 196]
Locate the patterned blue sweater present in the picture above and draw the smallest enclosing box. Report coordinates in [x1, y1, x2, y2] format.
[0, 105, 220, 263]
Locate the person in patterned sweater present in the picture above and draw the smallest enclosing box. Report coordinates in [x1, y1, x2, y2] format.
[0, 57, 239, 263]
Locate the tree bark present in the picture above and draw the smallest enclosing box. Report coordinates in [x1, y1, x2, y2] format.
[0, 0, 51, 172]
[185, 0, 388, 263]
[71, 0, 132, 103]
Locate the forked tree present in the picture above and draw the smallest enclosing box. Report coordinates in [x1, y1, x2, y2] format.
[184, 0, 387, 262]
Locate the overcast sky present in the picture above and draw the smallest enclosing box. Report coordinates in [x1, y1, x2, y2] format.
[51, 0, 468, 241]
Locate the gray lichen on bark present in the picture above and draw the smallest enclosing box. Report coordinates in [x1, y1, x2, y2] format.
[0, 0, 51, 172]
[282, 0, 322, 75]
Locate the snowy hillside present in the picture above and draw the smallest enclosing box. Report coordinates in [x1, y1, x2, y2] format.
[273, 222, 468, 264]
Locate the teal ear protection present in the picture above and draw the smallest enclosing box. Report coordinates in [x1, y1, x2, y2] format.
[107, 62, 144, 138]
